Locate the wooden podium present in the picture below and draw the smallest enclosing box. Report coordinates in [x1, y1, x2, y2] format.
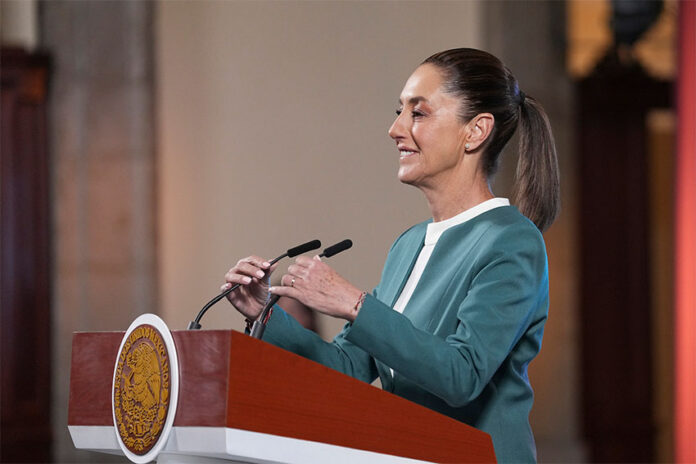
[68, 327, 496, 463]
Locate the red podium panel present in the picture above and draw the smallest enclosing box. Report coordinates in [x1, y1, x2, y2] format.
[69, 329, 496, 463]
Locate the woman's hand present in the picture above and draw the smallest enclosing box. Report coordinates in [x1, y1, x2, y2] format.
[270, 256, 364, 322]
[223, 256, 273, 320]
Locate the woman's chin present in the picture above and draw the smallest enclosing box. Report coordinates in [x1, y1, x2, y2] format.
[397, 168, 419, 186]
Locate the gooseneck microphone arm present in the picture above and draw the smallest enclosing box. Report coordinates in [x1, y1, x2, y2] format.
[187, 239, 321, 330]
[249, 239, 353, 339]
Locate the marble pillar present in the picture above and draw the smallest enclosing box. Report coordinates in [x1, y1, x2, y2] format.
[40, 1, 157, 462]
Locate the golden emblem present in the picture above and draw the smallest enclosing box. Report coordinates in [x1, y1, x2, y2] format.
[113, 324, 170, 455]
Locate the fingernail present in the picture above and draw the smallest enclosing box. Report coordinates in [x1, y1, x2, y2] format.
[223, 283, 231, 290]
[269, 286, 276, 293]
[262, 261, 270, 268]
[256, 270, 265, 278]
[243, 277, 251, 284]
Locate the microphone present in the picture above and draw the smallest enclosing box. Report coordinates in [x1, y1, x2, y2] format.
[320, 239, 352, 258]
[288, 239, 322, 258]
[187, 239, 321, 330]
[249, 239, 353, 339]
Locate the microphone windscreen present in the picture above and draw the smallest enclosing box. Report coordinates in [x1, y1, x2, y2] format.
[322, 239, 353, 258]
[287, 239, 321, 257]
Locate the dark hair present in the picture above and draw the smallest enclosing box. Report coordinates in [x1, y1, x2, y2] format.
[423, 48, 560, 232]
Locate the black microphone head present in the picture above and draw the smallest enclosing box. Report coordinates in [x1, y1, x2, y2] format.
[287, 239, 321, 257]
[322, 239, 353, 258]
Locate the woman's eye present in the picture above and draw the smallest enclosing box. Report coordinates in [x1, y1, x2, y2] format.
[395, 108, 425, 118]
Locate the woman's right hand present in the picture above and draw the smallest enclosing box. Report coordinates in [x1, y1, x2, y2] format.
[223, 256, 273, 320]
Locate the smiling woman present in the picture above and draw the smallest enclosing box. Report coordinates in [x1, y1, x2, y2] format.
[223, 48, 560, 463]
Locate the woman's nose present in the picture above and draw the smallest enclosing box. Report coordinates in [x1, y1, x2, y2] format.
[388, 114, 405, 140]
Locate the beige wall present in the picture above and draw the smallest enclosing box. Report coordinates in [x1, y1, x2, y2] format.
[156, 0, 482, 335]
[0, 0, 38, 49]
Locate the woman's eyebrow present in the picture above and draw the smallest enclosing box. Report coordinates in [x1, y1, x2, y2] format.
[398, 96, 428, 105]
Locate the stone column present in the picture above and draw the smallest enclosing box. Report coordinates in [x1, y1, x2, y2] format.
[39, 1, 157, 462]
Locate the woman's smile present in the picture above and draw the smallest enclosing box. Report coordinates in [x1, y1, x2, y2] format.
[398, 146, 419, 159]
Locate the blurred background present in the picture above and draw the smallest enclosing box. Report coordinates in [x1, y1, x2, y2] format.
[2, 0, 694, 463]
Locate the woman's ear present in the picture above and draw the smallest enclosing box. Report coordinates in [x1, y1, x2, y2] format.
[462, 113, 495, 152]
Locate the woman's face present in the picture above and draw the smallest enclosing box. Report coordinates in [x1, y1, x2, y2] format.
[388, 64, 468, 189]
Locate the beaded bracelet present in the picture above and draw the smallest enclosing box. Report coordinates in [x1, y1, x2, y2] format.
[354, 291, 367, 313]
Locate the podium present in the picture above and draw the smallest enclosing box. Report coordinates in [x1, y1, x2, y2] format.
[68, 322, 496, 463]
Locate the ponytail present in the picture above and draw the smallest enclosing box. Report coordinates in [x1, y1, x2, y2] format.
[514, 96, 560, 232]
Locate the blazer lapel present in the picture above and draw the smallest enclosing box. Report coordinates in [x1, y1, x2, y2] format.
[384, 223, 427, 308]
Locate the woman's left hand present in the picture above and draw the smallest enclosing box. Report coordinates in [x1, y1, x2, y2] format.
[270, 255, 364, 322]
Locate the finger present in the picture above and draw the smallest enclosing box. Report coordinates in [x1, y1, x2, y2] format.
[280, 274, 297, 288]
[302, 256, 326, 271]
[226, 283, 254, 306]
[269, 285, 301, 300]
[225, 283, 244, 302]
[241, 255, 272, 270]
[233, 261, 267, 280]
[287, 264, 308, 279]
[224, 273, 253, 286]
[227, 284, 253, 305]
[313, 255, 322, 261]
[294, 255, 313, 267]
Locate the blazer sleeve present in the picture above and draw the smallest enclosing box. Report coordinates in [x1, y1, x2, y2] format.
[342, 225, 548, 407]
[261, 293, 380, 385]
[259, 230, 416, 385]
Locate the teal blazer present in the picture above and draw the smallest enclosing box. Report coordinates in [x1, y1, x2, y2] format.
[264, 206, 549, 463]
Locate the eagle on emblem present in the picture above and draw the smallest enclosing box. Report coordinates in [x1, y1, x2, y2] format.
[126, 343, 161, 411]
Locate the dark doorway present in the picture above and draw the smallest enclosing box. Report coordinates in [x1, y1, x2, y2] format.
[1, 47, 52, 463]
[577, 50, 672, 462]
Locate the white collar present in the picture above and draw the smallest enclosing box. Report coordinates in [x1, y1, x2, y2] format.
[424, 198, 510, 246]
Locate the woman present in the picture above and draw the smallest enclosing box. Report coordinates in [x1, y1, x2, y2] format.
[223, 48, 559, 463]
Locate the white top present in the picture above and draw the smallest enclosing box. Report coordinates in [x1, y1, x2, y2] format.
[389, 197, 510, 377]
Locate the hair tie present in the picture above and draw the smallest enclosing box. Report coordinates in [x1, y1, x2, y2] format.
[519, 90, 526, 106]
